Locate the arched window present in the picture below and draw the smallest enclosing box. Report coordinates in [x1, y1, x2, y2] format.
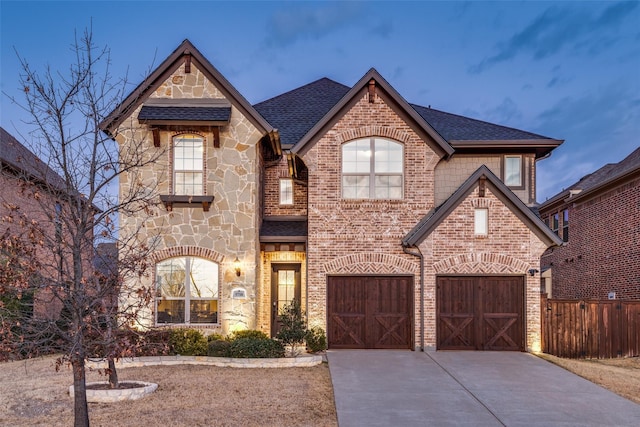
[342, 138, 403, 199]
[156, 257, 218, 324]
[173, 134, 204, 195]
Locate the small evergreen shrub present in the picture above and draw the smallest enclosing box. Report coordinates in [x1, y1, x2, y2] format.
[226, 337, 285, 358]
[230, 329, 269, 341]
[276, 300, 307, 356]
[207, 333, 224, 342]
[305, 327, 327, 353]
[168, 328, 208, 356]
[207, 339, 232, 357]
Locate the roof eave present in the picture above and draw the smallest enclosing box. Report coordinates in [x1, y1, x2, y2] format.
[570, 166, 640, 203]
[450, 139, 564, 159]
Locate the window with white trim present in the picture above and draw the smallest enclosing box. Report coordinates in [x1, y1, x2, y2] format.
[504, 155, 522, 187]
[342, 137, 403, 199]
[280, 178, 293, 205]
[173, 134, 204, 195]
[156, 257, 218, 324]
[474, 208, 488, 235]
[562, 209, 569, 242]
[551, 213, 559, 236]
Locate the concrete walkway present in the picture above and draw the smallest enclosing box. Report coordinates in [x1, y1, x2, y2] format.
[327, 350, 640, 427]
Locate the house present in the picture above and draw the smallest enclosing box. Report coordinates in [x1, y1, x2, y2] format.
[0, 127, 70, 319]
[539, 147, 640, 300]
[101, 40, 563, 352]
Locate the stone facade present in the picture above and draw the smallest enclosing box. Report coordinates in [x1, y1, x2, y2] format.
[116, 63, 263, 334]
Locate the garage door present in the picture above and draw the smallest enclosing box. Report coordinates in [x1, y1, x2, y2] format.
[327, 276, 413, 349]
[437, 276, 524, 351]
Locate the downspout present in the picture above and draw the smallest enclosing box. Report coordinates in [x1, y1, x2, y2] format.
[403, 245, 424, 351]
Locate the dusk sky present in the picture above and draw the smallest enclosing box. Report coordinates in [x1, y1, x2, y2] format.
[1, 1, 638, 202]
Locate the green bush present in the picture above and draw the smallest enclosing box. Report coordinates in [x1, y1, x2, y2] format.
[207, 333, 224, 342]
[168, 328, 208, 356]
[207, 339, 232, 357]
[226, 337, 285, 358]
[305, 327, 327, 353]
[276, 300, 307, 356]
[230, 329, 269, 341]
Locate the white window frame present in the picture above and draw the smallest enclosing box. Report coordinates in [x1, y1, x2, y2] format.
[279, 178, 294, 205]
[173, 134, 205, 195]
[474, 208, 488, 236]
[504, 155, 523, 188]
[155, 256, 219, 325]
[341, 137, 404, 200]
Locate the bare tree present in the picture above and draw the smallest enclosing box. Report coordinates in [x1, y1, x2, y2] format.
[0, 29, 163, 427]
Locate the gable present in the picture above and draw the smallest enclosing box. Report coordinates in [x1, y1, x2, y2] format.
[403, 165, 562, 248]
[290, 69, 454, 159]
[100, 39, 273, 139]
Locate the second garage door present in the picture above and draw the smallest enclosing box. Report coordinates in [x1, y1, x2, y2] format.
[327, 276, 413, 349]
[437, 276, 524, 351]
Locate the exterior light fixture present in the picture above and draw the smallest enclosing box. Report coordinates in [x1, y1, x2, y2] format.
[528, 269, 539, 277]
[234, 257, 241, 277]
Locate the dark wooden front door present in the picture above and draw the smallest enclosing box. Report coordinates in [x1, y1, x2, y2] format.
[437, 276, 524, 351]
[271, 264, 301, 337]
[327, 276, 413, 349]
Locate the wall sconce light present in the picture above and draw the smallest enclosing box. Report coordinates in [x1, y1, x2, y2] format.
[234, 257, 241, 277]
[528, 268, 539, 277]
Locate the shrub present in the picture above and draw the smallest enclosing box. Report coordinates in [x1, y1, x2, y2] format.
[226, 337, 285, 358]
[230, 329, 269, 341]
[305, 327, 327, 353]
[207, 333, 224, 342]
[276, 300, 307, 356]
[207, 339, 232, 357]
[168, 328, 208, 356]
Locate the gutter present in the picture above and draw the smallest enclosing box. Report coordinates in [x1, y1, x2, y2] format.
[403, 245, 424, 352]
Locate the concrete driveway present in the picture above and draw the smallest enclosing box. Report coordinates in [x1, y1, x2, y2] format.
[327, 350, 640, 427]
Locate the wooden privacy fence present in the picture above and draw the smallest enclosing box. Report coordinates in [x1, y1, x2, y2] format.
[541, 296, 640, 358]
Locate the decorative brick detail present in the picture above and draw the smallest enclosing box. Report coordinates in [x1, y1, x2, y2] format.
[470, 198, 494, 208]
[434, 252, 528, 274]
[323, 253, 417, 274]
[151, 246, 225, 263]
[335, 125, 412, 145]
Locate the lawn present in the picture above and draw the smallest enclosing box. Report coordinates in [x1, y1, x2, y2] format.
[0, 356, 338, 427]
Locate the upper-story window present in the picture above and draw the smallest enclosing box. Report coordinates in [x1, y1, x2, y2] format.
[342, 138, 403, 199]
[173, 134, 204, 195]
[156, 256, 218, 325]
[562, 209, 569, 242]
[504, 155, 523, 188]
[551, 213, 559, 235]
[280, 178, 294, 205]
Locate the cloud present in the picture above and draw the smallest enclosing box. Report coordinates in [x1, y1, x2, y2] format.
[264, 3, 363, 47]
[484, 97, 523, 124]
[469, 2, 638, 73]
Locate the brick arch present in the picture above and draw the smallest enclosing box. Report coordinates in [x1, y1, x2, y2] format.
[434, 252, 528, 275]
[323, 253, 417, 275]
[335, 126, 413, 145]
[151, 246, 225, 264]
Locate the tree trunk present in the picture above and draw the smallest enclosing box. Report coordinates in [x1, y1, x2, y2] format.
[72, 357, 90, 427]
[108, 357, 118, 389]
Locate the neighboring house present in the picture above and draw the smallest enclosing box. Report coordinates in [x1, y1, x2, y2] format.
[540, 147, 640, 300]
[0, 127, 69, 319]
[102, 40, 563, 352]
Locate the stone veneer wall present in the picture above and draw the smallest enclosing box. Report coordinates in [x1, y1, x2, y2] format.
[419, 186, 548, 351]
[303, 90, 439, 339]
[434, 154, 536, 206]
[116, 63, 263, 334]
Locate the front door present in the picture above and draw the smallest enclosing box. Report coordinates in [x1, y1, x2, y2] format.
[271, 263, 301, 337]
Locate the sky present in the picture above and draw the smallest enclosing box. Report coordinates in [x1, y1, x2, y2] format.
[1, 0, 639, 202]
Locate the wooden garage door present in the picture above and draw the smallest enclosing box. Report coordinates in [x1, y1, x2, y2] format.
[327, 276, 413, 349]
[437, 276, 524, 351]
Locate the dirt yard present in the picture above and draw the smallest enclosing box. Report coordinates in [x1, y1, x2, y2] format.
[536, 353, 640, 404]
[0, 356, 338, 427]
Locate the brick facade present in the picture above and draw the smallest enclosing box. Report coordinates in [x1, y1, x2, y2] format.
[541, 174, 640, 299]
[262, 157, 307, 217]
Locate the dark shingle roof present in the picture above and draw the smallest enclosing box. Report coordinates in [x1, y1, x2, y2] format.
[260, 219, 307, 242]
[254, 78, 350, 149]
[0, 127, 66, 189]
[138, 106, 231, 122]
[540, 146, 640, 208]
[410, 104, 552, 141]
